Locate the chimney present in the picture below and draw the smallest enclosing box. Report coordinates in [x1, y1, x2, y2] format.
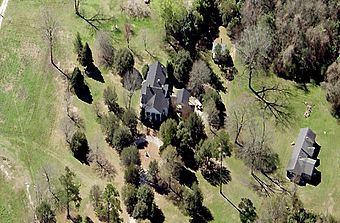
[157, 78, 161, 86]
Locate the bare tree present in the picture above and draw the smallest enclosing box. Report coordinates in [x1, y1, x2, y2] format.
[226, 94, 254, 147]
[87, 137, 116, 181]
[64, 88, 85, 129]
[237, 25, 290, 122]
[95, 31, 115, 67]
[122, 68, 142, 110]
[124, 23, 132, 48]
[73, 0, 115, 30]
[41, 8, 68, 78]
[188, 59, 211, 97]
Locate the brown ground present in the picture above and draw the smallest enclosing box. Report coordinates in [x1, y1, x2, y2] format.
[139, 141, 161, 170]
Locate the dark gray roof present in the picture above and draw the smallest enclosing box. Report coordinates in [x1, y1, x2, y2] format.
[146, 61, 167, 87]
[287, 128, 318, 177]
[141, 61, 170, 113]
[176, 88, 190, 105]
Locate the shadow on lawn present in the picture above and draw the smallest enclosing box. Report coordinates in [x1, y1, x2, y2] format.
[74, 84, 93, 104]
[202, 162, 231, 187]
[86, 63, 105, 83]
[190, 206, 214, 223]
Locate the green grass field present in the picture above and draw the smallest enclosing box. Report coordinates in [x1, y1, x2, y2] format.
[0, 0, 339, 222]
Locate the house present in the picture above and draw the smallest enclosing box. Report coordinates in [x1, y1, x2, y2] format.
[140, 61, 170, 124]
[287, 128, 321, 186]
[172, 88, 194, 118]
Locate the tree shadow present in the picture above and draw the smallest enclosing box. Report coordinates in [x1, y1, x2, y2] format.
[202, 162, 231, 187]
[179, 167, 198, 188]
[74, 83, 93, 104]
[210, 71, 226, 93]
[150, 205, 165, 223]
[177, 146, 199, 171]
[85, 63, 104, 83]
[129, 48, 144, 63]
[190, 206, 214, 223]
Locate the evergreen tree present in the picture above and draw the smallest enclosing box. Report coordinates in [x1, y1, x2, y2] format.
[113, 48, 134, 76]
[36, 201, 56, 223]
[238, 198, 257, 223]
[58, 166, 82, 219]
[74, 32, 83, 59]
[70, 130, 89, 164]
[70, 67, 84, 93]
[120, 146, 140, 167]
[122, 184, 138, 215]
[101, 184, 122, 223]
[80, 42, 94, 67]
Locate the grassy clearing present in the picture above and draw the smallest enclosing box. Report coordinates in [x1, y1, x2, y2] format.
[1, 0, 339, 222]
[0, 175, 28, 223]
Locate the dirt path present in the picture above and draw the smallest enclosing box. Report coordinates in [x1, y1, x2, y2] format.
[0, 0, 9, 28]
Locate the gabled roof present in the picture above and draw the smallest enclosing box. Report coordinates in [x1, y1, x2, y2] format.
[141, 61, 170, 113]
[176, 88, 190, 105]
[287, 128, 319, 177]
[145, 61, 167, 87]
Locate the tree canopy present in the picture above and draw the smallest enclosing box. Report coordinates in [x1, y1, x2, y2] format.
[113, 48, 134, 76]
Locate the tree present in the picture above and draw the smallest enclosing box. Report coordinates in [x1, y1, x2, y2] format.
[122, 110, 138, 135]
[238, 198, 257, 223]
[113, 48, 134, 76]
[120, 146, 140, 167]
[36, 201, 56, 223]
[89, 185, 102, 211]
[58, 166, 82, 219]
[101, 184, 122, 223]
[171, 50, 193, 87]
[160, 146, 184, 185]
[195, 138, 219, 169]
[124, 23, 132, 48]
[103, 86, 122, 115]
[237, 128, 279, 175]
[204, 100, 221, 129]
[202, 88, 225, 129]
[124, 164, 140, 186]
[257, 195, 289, 223]
[100, 113, 120, 145]
[87, 141, 116, 180]
[90, 184, 122, 223]
[41, 8, 68, 78]
[69, 67, 85, 93]
[74, 32, 83, 60]
[216, 129, 232, 157]
[112, 126, 133, 153]
[324, 60, 340, 118]
[122, 69, 142, 109]
[122, 184, 138, 215]
[142, 64, 149, 79]
[132, 185, 155, 220]
[148, 160, 159, 185]
[95, 31, 114, 67]
[188, 59, 211, 96]
[79, 42, 94, 67]
[70, 130, 89, 164]
[159, 118, 178, 147]
[237, 24, 290, 121]
[194, 0, 222, 48]
[185, 112, 206, 148]
[182, 183, 203, 217]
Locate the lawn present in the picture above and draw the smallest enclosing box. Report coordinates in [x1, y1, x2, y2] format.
[0, 0, 339, 223]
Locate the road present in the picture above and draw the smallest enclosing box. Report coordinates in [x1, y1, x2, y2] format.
[0, 0, 9, 28]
